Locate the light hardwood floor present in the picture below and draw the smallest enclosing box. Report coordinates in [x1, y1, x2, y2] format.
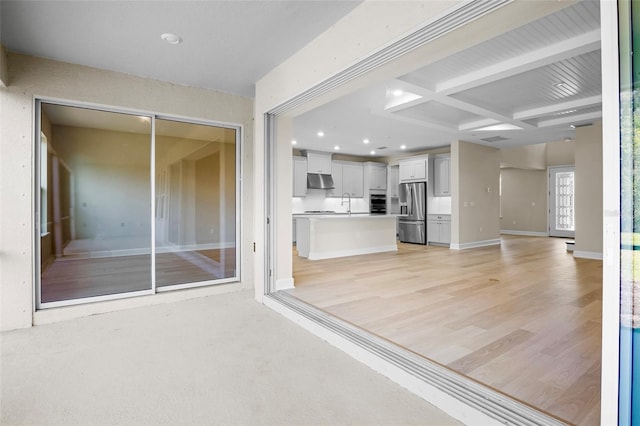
[41, 248, 236, 303]
[289, 235, 602, 426]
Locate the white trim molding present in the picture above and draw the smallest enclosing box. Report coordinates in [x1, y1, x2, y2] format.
[500, 230, 549, 237]
[275, 277, 295, 291]
[450, 239, 501, 250]
[573, 250, 603, 260]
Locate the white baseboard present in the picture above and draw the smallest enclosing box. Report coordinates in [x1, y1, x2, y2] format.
[573, 250, 603, 260]
[276, 277, 295, 291]
[450, 239, 501, 250]
[500, 230, 549, 237]
[263, 297, 502, 426]
[308, 245, 397, 260]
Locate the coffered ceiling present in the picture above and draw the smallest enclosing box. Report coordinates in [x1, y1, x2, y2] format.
[292, 0, 601, 157]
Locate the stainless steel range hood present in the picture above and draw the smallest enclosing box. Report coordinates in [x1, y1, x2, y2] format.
[307, 173, 335, 189]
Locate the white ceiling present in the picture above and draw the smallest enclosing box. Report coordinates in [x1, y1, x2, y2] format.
[0, 0, 361, 98]
[293, 0, 602, 157]
[3, 1, 602, 157]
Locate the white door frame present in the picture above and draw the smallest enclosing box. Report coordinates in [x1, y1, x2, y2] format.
[548, 165, 575, 238]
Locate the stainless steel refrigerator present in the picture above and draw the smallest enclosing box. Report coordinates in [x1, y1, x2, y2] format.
[398, 182, 426, 244]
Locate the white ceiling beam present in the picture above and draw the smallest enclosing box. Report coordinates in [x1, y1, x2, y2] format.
[537, 111, 602, 128]
[385, 95, 430, 113]
[371, 107, 456, 133]
[513, 95, 602, 120]
[458, 118, 499, 131]
[436, 29, 601, 95]
[397, 80, 537, 130]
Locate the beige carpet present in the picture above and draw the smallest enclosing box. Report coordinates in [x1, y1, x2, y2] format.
[1, 290, 460, 425]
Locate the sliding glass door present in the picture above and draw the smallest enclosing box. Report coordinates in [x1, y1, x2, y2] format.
[36, 101, 239, 308]
[154, 119, 237, 288]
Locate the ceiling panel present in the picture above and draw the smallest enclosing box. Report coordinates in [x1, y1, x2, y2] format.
[449, 51, 602, 114]
[406, 1, 600, 85]
[1, 1, 361, 97]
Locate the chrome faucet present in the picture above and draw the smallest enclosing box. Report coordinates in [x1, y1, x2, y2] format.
[341, 192, 352, 216]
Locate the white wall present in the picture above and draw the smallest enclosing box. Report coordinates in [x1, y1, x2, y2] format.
[546, 139, 575, 166]
[575, 121, 603, 258]
[500, 144, 546, 170]
[52, 126, 151, 240]
[0, 53, 254, 331]
[452, 141, 500, 247]
[500, 168, 547, 234]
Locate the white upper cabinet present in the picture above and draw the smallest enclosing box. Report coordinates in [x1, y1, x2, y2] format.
[306, 151, 332, 174]
[342, 162, 364, 197]
[328, 161, 344, 197]
[399, 157, 427, 182]
[388, 165, 399, 198]
[365, 162, 387, 190]
[434, 154, 451, 196]
[292, 156, 307, 197]
[328, 161, 363, 198]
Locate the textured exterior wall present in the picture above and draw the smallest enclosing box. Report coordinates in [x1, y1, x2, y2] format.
[0, 53, 254, 331]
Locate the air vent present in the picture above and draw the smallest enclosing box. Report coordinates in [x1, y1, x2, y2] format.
[480, 136, 508, 143]
[377, 146, 388, 150]
[574, 123, 593, 128]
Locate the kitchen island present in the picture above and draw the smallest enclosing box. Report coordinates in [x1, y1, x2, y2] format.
[296, 214, 397, 260]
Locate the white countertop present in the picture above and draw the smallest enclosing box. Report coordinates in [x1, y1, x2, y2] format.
[295, 214, 400, 219]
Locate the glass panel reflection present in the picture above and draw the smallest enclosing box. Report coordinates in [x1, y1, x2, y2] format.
[39, 103, 152, 302]
[155, 119, 236, 287]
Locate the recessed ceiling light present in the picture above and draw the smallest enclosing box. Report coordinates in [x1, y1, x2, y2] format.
[317, 131, 324, 137]
[570, 124, 576, 129]
[370, 150, 376, 155]
[161, 33, 182, 45]
[400, 144, 406, 150]
[363, 138, 370, 144]
[291, 140, 297, 145]
[334, 145, 340, 151]
[392, 89, 403, 97]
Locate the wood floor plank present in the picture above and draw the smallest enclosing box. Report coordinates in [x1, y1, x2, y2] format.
[289, 235, 602, 425]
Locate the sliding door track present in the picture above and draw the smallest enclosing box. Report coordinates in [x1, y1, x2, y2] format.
[267, 291, 567, 426]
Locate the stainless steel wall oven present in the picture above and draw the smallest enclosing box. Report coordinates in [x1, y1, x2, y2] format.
[370, 193, 386, 214]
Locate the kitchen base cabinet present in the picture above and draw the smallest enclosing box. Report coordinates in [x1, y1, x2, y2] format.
[427, 214, 451, 246]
